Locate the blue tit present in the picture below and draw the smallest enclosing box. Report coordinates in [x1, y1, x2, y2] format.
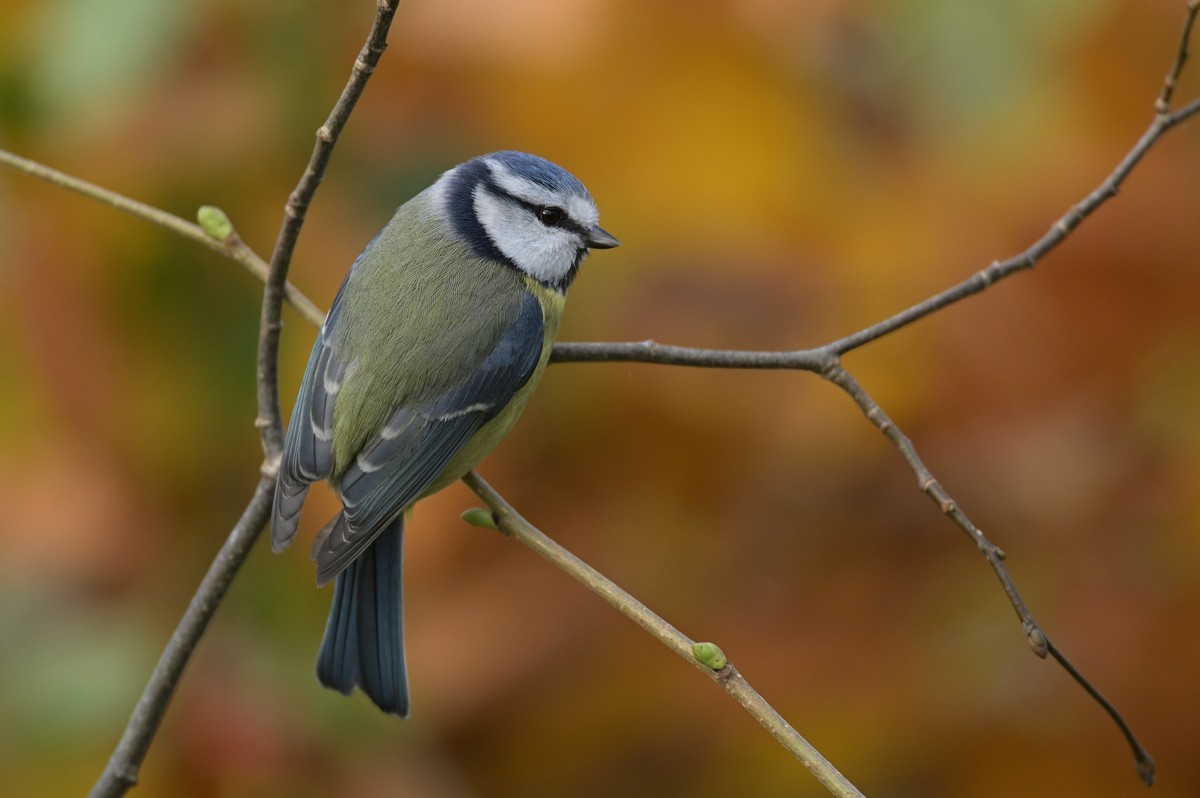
[271, 151, 619, 717]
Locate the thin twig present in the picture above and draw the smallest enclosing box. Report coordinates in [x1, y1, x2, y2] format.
[1157, 0, 1200, 112]
[820, 365, 1156, 784]
[553, 102, 1200, 369]
[551, 339, 831, 370]
[83, 4, 400, 796]
[462, 471, 864, 798]
[545, 9, 1200, 786]
[88, 477, 275, 798]
[256, 0, 400, 460]
[0, 149, 325, 327]
[1047, 641, 1157, 786]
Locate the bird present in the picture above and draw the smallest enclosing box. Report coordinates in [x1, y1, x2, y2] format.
[270, 151, 618, 717]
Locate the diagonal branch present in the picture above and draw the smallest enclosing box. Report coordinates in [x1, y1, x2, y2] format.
[83, 3, 400, 796]
[88, 477, 276, 798]
[1157, 0, 1200, 111]
[0, 150, 324, 327]
[822, 93, 1200, 356]
[552, 101, 1200, 368]
[543, 7, 1200, 786]
[256, 0, 400, 460]
[462, 471, 865, 798]
[821, 364, 1157, 784]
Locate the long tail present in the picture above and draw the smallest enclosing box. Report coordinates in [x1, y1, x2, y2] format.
[316, 515, 409, 717]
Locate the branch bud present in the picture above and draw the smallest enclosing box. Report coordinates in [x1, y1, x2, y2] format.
[692, 641, 728, 670]
[197, 205, 233, 241]
[460, 507, 498, 530]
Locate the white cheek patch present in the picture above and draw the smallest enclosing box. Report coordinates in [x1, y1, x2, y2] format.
[474, 188, 579, 285]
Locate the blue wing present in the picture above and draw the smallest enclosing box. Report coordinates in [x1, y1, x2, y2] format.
[271, 281, 350, 552]
[292, 288, 545, 586]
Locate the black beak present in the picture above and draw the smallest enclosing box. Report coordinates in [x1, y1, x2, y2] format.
[585, 226, 620, 249]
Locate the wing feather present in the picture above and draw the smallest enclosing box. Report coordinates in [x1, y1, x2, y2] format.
[272, 282, 350, 552]
[311, 289, 545, 583]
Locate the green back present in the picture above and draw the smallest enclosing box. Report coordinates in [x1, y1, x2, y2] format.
[329, 193, 528, 478]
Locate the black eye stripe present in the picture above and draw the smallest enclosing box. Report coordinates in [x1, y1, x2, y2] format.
[529, 201, 587, 236]
[491, 187, 589, 237]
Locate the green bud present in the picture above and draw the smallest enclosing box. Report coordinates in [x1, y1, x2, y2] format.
[692, 641, 727, 670]
[197, 205, 233, 241]
[461, 507, 498, 529]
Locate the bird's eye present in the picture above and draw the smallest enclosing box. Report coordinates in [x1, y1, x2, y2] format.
[537, 206, 565, 227]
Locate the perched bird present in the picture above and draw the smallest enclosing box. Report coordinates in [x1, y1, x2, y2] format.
[271, 151, 618, 717]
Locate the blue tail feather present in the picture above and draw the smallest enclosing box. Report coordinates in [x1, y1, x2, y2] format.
[316, 515, 409, 717]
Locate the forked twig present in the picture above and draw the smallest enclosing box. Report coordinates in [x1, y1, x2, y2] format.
[548, 5, 1200, 785]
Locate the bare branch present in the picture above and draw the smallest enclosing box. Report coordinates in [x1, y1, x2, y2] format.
[552, 339, 831, 370]
[88, 477, 275, 798]
[545, 8, 1200, 785]
[1157, 0, 1200, 112]
[84, 3, 400, 795]
[1047, 643, 1157, 786]
[462, 471, 865, 798]
[554, 96, 1200, 369]
[0, 150, 324, 327]
[820, 366, 1156, 784]
[256, 0, 401, 460]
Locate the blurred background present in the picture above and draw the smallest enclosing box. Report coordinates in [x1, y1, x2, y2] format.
[2, 0, 1198, 795]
